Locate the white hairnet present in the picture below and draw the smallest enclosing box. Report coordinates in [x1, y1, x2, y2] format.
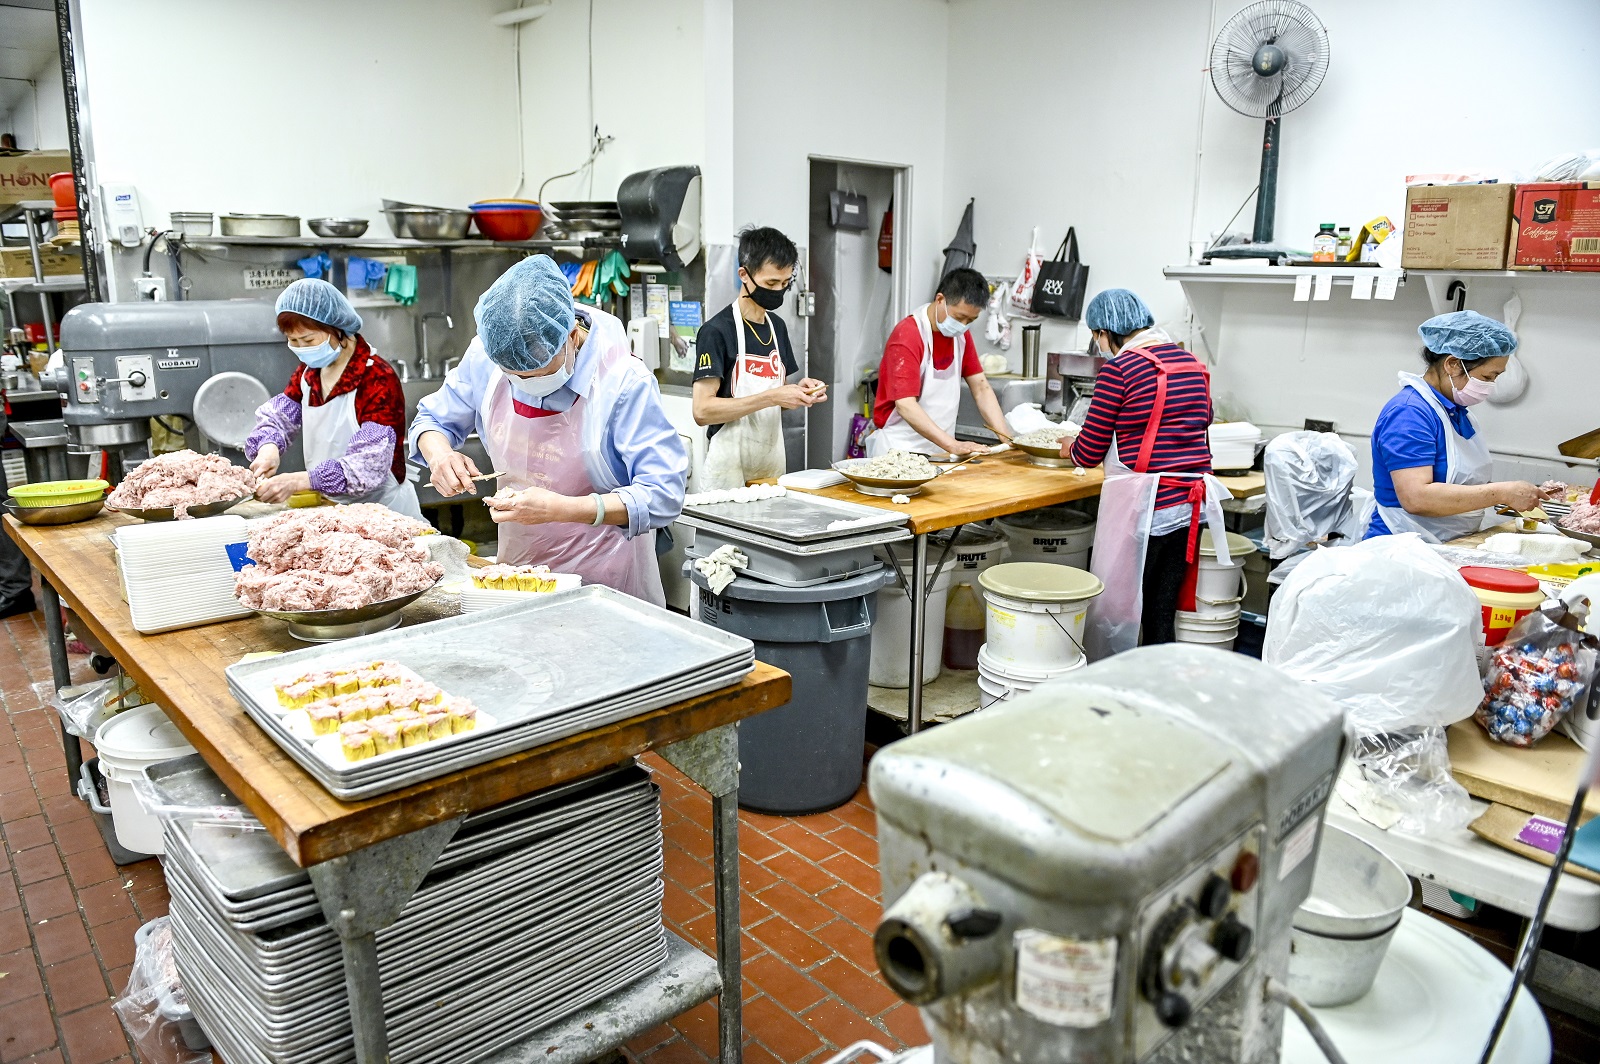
[474, 255, 576, 372]
[275, 278, 362, 335]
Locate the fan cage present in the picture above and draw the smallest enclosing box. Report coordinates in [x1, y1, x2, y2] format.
[1209, 0, 1330, 118]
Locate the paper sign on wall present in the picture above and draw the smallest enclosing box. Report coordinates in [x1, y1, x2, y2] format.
[1293, 275, 1312, 302]
[1313, 274, 1333, 301]
[1375, 274, 1400, 300]
[1350, 274, 1374, 300]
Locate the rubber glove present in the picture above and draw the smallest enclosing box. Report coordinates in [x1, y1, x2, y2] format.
[601, 250, 631, 297]
[384, 263, 419, 306]
[559, 261, 582, 286]
[296, 253, 332, 280]
[347, 257, 389, 291]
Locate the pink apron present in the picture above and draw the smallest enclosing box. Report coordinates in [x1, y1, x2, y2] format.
[482, 371, 664, 606]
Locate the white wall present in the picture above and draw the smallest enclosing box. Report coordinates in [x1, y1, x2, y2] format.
[514, 0, 705, 205]
[76, 0, 520, 236]
[32, 59, 68, 149]
[942, 0, 1600, 481]
[731, 0, 950, 302]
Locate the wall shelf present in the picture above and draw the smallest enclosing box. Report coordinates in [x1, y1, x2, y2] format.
[0, 275, 86, 295]
[176, 234, 622, 252]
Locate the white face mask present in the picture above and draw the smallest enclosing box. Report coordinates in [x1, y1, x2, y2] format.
[508, 349, 572, 399]
[936, 302, 970, 338]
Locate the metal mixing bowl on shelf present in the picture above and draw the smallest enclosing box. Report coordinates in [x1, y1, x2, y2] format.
[307, 217, 369, 238]
[219, 214, 301, 238]
[384, 208, 472, 240]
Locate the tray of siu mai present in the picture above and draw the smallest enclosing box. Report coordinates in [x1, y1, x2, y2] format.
[225, 585, 755, 799]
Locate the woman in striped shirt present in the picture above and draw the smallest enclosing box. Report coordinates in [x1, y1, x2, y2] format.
[1066, 289, 1231, 655]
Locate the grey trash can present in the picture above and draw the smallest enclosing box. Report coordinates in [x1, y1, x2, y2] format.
[688, 565, 892, 815]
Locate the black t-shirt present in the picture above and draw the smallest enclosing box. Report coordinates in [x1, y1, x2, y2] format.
[693, 304, 798, 440]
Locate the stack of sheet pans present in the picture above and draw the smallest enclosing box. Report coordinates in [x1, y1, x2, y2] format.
[154, 756, 669, 1064]
[226, 585, 754, 799]
[678, 491, 910, 587]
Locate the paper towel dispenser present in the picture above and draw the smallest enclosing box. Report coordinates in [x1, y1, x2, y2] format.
[618, 166, 701, 271]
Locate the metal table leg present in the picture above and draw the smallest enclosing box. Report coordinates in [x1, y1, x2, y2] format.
[306, 817, 464, 1064]
[907, 534, 928, 733]
[38, 580, 81, 785]
[661, 724, 742, 1064]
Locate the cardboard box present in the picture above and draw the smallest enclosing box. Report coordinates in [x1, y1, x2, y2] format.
[0, 150, 72, 207]
[0, 246, 82, 279]
[1400, 183, 1514, 270]
[1509, 182, 1600, 272]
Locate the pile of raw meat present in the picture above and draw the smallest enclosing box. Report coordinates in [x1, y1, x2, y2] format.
[235, 504, 442, 612]
[1561, 500, 1600, 535]
[106, 450, 257, 519]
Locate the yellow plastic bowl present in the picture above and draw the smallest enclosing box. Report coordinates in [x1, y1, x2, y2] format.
[8, 479, 110, 508]
[287, 490, 327, 508]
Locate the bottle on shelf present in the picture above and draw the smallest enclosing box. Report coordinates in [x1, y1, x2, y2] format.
[943, 581, 986, 671]
[1335, 226, 1353, 261]
[1312, 223, 1338, 263]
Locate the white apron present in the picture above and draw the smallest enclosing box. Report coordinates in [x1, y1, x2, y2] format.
[1374, 372, 1494, 544]
[301, 385, 422, 520]
[1084, 346, 1230, 660]
[479, 366, 665, 607]
[702, 309, 786, 490]
[867, 304, 963, 457]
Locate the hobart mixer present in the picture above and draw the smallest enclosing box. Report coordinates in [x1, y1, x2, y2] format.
[53, 300, 300, 479]
[866, 644, 1348, 1064]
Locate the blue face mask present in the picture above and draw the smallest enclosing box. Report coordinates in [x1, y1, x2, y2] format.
[290, 337, 340, 368]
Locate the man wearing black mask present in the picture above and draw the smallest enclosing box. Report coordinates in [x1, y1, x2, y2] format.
[693, 226, 827, 489]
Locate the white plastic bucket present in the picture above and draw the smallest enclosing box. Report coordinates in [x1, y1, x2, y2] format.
[1194, 531, 1258, 616]
[1175, 606, 1241, 651]
[976, 644, 1086, 707]
[94, 704, 196, 855]
[994, 509, 1096, 569]
[979, 563, 1103, 672]
[870, 564, 952, 687]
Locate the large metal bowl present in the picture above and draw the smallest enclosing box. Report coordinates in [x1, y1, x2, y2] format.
[219, 214, 301, 238]
[1554, 519, 1600, 551]
[385, 208, 472, 240]
[248, 584, 437, 642]
[1014, 440, 1079, 468]
[3, 497, 105, 526]
[832, 458, 942, 498]
[107, 493, 252, 522]
[307, 217, 369, 238]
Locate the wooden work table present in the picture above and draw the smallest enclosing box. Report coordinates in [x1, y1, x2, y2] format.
[3, 511, 790, 867]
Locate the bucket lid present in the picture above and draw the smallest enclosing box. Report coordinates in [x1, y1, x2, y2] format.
[980, 561, 1103, 602]
[94, 704, 195, 763]
[686, 563, 891, 602]
[996, 508, 1093, 534]
[977, 643, 1085, 682]
[1458, 565, 1539, 594]
[1198, 531, 1257, 559]
[953, 528, 1005, 548]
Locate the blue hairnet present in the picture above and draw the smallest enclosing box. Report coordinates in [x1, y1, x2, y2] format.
[1418, 310, 1518, 362]
[474, 255, 576, 372]
[1083, 288, 1154, 335]
[275, 278, 362, 334]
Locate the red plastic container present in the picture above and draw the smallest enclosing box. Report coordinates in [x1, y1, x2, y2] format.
[471, 207, 543, 242]
[48, 171, 75, 209]
[1459, 566, 1544, 646]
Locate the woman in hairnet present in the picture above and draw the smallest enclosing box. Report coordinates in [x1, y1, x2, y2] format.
[245, 278, 421, 517]
[410, 255, 688, 605]
[1366, 310, 1538, 541]
[1063, 289, 1230, 657]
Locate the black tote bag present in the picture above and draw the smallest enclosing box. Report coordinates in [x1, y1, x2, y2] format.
[1031, 228, 1088, 319]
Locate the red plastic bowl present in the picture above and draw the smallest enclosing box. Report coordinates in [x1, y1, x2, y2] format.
[472, 207, 543, 242]
[48, 172, 75, 209]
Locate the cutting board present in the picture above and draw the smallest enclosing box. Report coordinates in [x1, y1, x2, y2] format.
[1447, 720, 1600, 822]
[1468, 802, 1600, 884]
[1559, 426, 1600, 461]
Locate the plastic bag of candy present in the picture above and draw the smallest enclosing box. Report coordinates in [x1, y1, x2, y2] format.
[1476, 602, 1600, 747]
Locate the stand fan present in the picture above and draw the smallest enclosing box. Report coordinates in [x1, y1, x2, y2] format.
[1202, 0, 1330, 264]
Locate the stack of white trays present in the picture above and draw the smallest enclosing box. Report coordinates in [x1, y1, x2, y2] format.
[113, 516, 254, 633]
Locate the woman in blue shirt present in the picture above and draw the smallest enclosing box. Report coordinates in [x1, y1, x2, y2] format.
[1367, 310, 1538, 542]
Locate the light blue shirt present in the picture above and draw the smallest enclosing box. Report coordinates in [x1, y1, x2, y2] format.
[408, 316, 687, 540]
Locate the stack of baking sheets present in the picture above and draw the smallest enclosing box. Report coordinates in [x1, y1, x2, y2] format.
[679, 491, 910, 588]
[226, 585, 754, 799]
[154, 756, 669, 1064]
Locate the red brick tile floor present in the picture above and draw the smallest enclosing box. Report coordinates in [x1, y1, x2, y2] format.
[0, 584, 925, 1064]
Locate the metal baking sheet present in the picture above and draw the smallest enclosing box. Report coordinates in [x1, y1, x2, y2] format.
[682, 491, 907, 543]
[678, 513, 910, 556]
[226, 586, 752, 797]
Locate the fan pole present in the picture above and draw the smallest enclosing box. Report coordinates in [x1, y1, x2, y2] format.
[1252, 105, 1281, 244]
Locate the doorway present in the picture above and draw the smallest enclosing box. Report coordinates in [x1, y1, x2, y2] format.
[805, 157, 910, 468]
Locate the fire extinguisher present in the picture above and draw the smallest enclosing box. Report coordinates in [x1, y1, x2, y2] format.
[878, 197, 893, 273]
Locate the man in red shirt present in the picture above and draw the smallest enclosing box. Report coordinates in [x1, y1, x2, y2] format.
[868, 268, 1012, 456]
